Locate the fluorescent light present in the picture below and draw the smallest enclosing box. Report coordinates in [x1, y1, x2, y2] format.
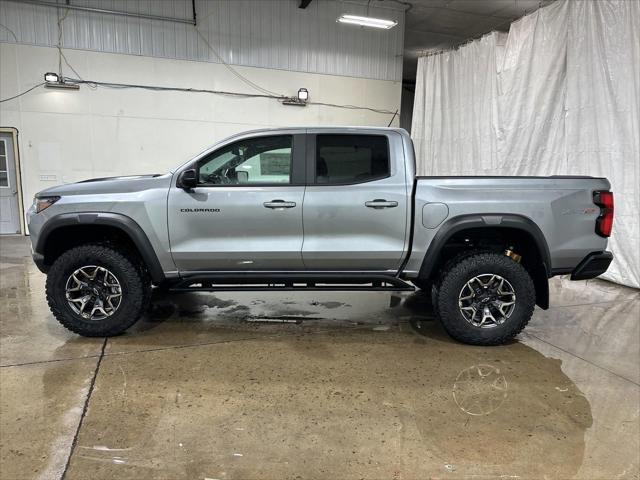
[44, 82, 79, 90]
[337, 14, 397, 29]
[44, 72, 59, 83]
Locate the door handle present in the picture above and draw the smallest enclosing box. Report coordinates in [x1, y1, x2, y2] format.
[263, 199, 297, 209]
[365, 199, 398, 209]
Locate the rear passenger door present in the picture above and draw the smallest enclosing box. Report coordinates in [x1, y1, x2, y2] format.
[301, 130, 409, 271]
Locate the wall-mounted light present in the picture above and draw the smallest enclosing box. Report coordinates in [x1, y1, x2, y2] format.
[44, 72, 59, 83]
[337, 14, 397, 29]
[44, 72, 80, 90]
[283, 88, 309, 107]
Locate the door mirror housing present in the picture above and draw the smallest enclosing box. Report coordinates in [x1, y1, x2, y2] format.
[177, 169, 198, 189]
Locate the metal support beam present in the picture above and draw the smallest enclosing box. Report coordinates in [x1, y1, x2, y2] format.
[298, 0, 313, 9]
[9, 0, 196, 25]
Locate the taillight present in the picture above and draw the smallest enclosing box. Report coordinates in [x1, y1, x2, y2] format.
[593, 191, 614, 237]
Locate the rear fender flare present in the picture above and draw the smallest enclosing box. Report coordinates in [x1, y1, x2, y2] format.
[419, 214, 551, 309]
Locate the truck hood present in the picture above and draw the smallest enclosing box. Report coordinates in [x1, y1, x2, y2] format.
[36, 173, 173, 197]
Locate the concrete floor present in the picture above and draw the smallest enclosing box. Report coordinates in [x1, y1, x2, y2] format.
[0, 236, 638, 480]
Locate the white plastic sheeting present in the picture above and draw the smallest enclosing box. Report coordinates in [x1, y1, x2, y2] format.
[411, 0, 639, 288]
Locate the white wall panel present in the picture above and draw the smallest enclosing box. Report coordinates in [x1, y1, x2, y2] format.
[0, 43, 402, 229]
[0, 0, 404, 81]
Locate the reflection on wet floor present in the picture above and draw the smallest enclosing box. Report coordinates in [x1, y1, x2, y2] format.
[1, 236, 639, 479]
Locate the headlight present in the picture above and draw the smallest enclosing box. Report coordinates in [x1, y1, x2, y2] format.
[35, 196, 60, 213]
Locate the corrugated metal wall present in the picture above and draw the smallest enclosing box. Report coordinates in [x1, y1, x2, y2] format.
[0, 0, 404, 81]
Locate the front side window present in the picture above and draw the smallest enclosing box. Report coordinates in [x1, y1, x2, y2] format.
[316, 135, 390, 184]
[197, 135, 292, 185]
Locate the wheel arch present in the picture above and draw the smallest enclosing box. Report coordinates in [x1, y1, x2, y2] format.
[419, 214, 550, 310]
[36, 212, 165, 284]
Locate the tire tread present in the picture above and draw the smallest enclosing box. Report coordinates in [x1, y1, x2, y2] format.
[436, 252, 535, 345]
[45, 244, 150, 336]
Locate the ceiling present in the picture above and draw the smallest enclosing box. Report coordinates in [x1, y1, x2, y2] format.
[400, 0, 555, 81]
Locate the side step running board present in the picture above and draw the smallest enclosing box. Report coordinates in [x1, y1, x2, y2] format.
[167, 273, 415, 293]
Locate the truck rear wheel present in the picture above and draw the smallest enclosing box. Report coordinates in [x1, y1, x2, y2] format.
[45, 244, 151, 336]
[435, 252, 535, 345]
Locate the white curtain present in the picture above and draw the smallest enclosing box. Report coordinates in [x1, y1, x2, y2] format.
[411, 0, 640, 288]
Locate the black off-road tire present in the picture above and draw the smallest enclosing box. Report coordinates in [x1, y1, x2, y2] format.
[435, 252, 535, 345]
[46, 244, 151, 336]
[431, 250, 492, 319]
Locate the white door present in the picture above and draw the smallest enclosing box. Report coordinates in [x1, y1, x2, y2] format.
[0, 133, 20, 235]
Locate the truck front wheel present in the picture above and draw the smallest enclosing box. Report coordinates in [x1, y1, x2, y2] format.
[435, 252, 535, 345]
[45, 244, 151, 336]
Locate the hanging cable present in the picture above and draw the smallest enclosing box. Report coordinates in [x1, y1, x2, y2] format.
[306, 100, 396, 115]
[1, 76, 397, 121]
[194, 29, 286, 98]
[0, 22, 18, 42]
[53, 6, 96, 89]
[63, 77, 397, 116]
[0, 83, 45, 103]
[62, 77, 287, 100]
[56, 8, 82, 78]
[387, 109, 399, 126]
[56, 7, 69, 78]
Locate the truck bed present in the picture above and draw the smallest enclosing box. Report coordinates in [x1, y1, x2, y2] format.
[403, 175, 611, 276]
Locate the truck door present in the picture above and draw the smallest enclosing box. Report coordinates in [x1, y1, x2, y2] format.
[168, 133, 306, 271]
[301, 131, 409, 271]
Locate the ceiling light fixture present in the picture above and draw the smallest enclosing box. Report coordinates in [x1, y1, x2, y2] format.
[283, 87, 309, 107]
[337, 14, 397, 29]
[44, 72, 80, 90]
[44, 72, 59, 83]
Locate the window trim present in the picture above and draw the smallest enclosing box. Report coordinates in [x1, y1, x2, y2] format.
[190, 134, 306, 188]
[305, 133, 392, 186]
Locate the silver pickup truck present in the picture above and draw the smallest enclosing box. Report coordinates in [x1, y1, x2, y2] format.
[27, 127, 614, 345]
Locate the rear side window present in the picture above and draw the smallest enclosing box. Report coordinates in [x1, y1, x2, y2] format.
[315, 135, 390, 184]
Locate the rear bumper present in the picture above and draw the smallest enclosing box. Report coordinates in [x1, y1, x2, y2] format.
[571, 251, 613, 280]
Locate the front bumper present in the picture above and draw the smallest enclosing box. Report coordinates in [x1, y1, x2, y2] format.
[32, 251, 47, 273]
[26, 203, 48, 273]
[571, 251, 613, 280]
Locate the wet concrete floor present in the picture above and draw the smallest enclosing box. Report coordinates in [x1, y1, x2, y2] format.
[1, 235, 638, 479]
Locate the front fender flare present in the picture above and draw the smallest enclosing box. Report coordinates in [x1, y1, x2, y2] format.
[36, 212, 165, 283]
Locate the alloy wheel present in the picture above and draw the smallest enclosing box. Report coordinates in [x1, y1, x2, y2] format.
[65, 265, 122, 320]
[458, 274, 516, 328]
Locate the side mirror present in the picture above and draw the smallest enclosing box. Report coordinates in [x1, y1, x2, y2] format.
[177, 169, 198, 189]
